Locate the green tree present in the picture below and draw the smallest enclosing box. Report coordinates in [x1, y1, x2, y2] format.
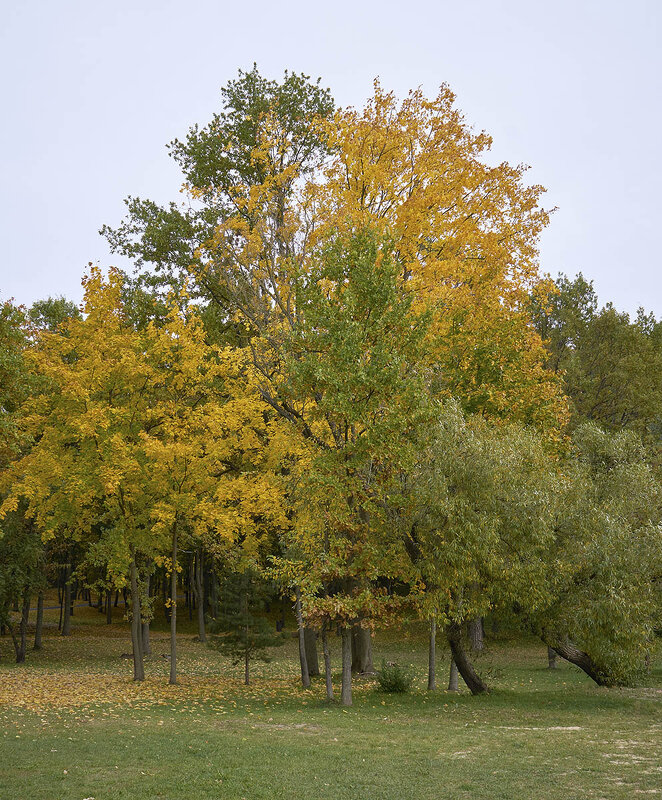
[207, 569, 285, 685]
[533, 274, 662, 441]
[536, 423, 662, 686]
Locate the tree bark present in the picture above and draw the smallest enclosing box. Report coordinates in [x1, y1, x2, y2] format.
[294, 586, 310, 688]
[106, 588, 113, 624]
[448, 659, 459, 692]
[61, 561, 72, 636]
[547, 646, 557, 669]
[210, 570, 219, 620]
[544, 635, 614, 686]
[427, 618, 436, 691]
[34, 591, 44, 650]
[304, 628, 320, 676]
[351, 625, 374, 674]
[129, 551, 144, 681]
[142, 570, 151, 656]
[468, 617, 484, 652]
[341, 626, 352, 706]
[322, 627, 334, 700]
[193, 547, 206, 643]
[169, 519, 178, 685]
[15, 587, 31, 663]
[446, 622, 489, 695]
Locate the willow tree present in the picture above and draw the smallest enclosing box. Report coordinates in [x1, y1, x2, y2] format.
[410, 403, 560, 693]
[535, 423, 662, 686]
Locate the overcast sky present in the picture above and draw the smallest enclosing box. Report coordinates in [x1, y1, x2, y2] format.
[1, 0, 660, 316]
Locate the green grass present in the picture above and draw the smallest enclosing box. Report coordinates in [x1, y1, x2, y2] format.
[1, 599, 661, 799]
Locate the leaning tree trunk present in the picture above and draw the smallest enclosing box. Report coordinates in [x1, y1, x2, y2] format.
[304, 628, 320, 676]
[547, 646, 557, 669]
[446, 622, 489, 695]
[428, 618, 436, 690]
[322, 626, 334, 700]
[448, 658, 459, 692]
[294, 586, 310, 688]
[129, 550, 144, 682]
[341, 626, 352, 706]
[544, 635, 614, 686]
[193, 547, 206, 643]
[351, 625, 374, 674]
[34, 591, 44, 650]
[169, 519, 178, 685]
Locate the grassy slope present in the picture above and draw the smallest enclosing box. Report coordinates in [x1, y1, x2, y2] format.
[0, 600, 660, 800]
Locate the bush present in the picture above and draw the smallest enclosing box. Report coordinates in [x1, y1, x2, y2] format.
[377, 660, 413, 693]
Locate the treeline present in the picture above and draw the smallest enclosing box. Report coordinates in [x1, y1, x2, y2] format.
[1, 67, 661, 705]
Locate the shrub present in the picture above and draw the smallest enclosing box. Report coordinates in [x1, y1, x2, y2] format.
[377, 660, 413, 693]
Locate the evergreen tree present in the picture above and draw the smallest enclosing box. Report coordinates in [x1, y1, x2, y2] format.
[208, 570, 285, 685]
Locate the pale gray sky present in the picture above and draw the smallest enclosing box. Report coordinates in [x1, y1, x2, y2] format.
[1, 0, 660, 316]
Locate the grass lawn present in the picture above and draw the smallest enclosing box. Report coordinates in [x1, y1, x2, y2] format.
[1, 600, 661, 799]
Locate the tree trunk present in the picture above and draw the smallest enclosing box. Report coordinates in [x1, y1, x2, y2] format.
[210, 570, 219, 620]
[446, 622, 489, 695]
[351, 625, 374, 674]
[544, 635, 614, 686]
[15, 587, 31, 663]
[427, 618, 436, 691]
[129, 551, 144, 681]
[162, 569, 170, 625]
[142, 571, 151, 656]
[322, 627, 333, 700]
[244, 648, 250, 686]
[294, 586, 310, 688]
[61, 561, 72, 636]
[169, 520, 178, 685]
[106, 588, 113, 624]
[187, 557, 193, 622]
[194, 548, 206, 643]
[547, 646, 557, 669]
[468, 617, 484, 652]
[341, 626, 352, 706]
[34, 591, 44, 650]
[448, 659, 459, 692]
[304, 628, 320, 676]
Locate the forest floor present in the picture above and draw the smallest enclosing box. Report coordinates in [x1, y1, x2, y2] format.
[1, 599, 661, 799]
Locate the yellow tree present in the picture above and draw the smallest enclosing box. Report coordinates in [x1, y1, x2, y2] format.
[0, 269, 288, 682]
[139, 301, 288, 683]
[312, 82, 567, 430]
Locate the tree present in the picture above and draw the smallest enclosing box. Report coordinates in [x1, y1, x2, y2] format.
[102, 65, 333, 306]
[0, 269, 289, 681]
[207, 569, 285, 685]
[272, 229, 433, 704]
[535, 423, 662, 686]
[409, 402, 559, 693]
[533, 273, 662, 441]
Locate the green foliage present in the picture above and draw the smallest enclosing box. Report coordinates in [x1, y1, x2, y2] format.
[411, 401, 559, 625]
[207, 570, 285, 677]
[534, 273, 662, 440]
[537, 422, 662, 685]
[101, 65, 334, 304]
[0, 302, 30, 466]
[376, 659, 413, 693]
[28, 296, 81, 332]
